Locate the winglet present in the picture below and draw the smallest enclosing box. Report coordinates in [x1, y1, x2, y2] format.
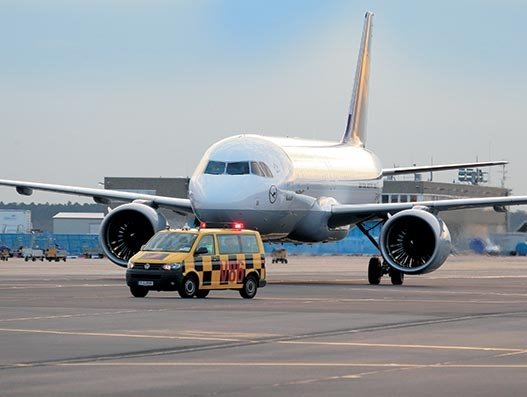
[341, 11, 373, 146]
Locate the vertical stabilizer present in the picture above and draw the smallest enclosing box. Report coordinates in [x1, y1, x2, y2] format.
[341, 11, 373, 146]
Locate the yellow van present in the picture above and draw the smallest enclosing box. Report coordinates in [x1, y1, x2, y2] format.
[126, 227, 266, 299]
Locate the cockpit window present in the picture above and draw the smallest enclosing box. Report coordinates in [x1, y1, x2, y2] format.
[226, 162, 250, 175]
[204, 161, 226, 175]
[204, 160, 273, 177]
[259, 162, 274, 178]
[250, 161, 265, 176]
[250, 161, 273, 177]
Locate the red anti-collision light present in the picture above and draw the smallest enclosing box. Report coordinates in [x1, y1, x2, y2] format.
[200, 222, 207, 228]
[233, 222, 244, 230]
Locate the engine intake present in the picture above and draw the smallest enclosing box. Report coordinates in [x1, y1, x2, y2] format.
[380, 209, 451, 274]
[99, 203, 167, 267]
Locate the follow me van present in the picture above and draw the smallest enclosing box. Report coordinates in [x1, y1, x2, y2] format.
[126, 226, 267, 299]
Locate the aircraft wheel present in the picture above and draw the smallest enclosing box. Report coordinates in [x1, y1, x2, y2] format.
[389, 268, 404, 285]
[368, 257, 382, 285]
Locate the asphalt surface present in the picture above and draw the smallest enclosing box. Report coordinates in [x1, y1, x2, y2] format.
[1, 255, 527, 396]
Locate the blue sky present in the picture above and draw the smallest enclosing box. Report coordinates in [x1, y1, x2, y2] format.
[0, 1, 526, 202]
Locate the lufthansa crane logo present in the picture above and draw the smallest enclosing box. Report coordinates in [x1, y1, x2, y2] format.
[269, 185, 278, 204]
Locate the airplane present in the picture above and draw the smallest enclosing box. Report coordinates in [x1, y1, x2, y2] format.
[1, 11, 526, 285]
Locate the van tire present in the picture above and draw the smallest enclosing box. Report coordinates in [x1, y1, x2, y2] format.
[178, 274, 198, 299]
[239, 274, 258, 299]
[130, 286, 148, 298]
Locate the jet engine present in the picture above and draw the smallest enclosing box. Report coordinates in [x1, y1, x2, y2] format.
[380, 209, 451, 274]
[99, 203, 167, 267]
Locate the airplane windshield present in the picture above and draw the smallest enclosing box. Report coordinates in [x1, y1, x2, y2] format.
[226, 162, 250, 175]
[204, 161, 226, 175]
[143, 232, 197, 253]
[204, 160, 273, 177]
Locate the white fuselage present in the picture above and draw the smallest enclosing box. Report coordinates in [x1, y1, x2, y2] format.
[189, 135, 383, 242]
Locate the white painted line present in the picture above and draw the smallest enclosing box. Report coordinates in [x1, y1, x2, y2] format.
[55, 362, 527, 369]
[278, 340, 524, 353]
[0, 327, 247, 342]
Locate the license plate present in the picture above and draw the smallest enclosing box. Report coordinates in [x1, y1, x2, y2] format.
[138, 281, 154, 286]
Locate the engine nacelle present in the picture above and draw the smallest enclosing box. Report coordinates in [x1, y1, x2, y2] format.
[99, 203, 167, 267]
[380, 209, 451, 274]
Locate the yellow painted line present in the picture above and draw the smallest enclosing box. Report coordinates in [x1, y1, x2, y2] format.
[278, 340, 524, 353]
[0, 328, 247, 342]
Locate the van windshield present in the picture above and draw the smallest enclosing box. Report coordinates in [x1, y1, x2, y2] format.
[143, 232, 197, 253]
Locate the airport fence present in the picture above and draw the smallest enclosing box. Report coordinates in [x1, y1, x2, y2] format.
[0, 223, 381, 258]
[264, 223, 380, 255]
[0, 233, 100, 256]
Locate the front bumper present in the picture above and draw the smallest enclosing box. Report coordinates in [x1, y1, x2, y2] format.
[126, 268, 184, 291]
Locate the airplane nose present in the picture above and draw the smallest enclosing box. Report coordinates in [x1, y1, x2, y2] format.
[189, 175, 255, 210]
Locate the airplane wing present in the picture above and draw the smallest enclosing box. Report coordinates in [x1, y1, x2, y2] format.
[0, 179, 194, 214]
[329, 195, 527, 228]
[382, 160, 507, 176]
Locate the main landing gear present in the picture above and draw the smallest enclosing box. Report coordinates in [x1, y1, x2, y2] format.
[367, 257, 404, 285]
[357, 221, 405, 286]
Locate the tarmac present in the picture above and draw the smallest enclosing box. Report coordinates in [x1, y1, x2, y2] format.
[1, 255, 527, 396]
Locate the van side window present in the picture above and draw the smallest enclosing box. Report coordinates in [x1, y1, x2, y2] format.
[196, 235, 215, 255]
[240, 235, 259, 253]
[218, 235, 241, 254]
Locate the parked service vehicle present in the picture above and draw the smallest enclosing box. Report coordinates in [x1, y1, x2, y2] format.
[126, 226, 266, 299]
[45, 247, 68, 262]
[22, 248, 44, 262]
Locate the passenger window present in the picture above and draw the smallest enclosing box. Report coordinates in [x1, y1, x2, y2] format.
[195, 235, 215, 255]
[226, 162, 250, 175]
[204, 161, 226, 175]
[240, 235, 259, 253]
[250, 161, 265, 177]
[218, 235, 241, 254]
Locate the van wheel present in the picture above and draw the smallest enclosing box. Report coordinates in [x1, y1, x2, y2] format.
[178, 275, 198, 298]
[239, 275, 258, 299]
[130, 286, 148, 298]
[196, 290, 210, 298]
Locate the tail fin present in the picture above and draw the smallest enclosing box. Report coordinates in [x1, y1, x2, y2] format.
[341, 11, 373, 146]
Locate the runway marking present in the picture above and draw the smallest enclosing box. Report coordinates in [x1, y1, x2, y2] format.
[260, 296, 527, 304]
[0, 284, 121, 290]
[0, 309, 166, 323]
[277, 340, 525, 353]
[0, 328, 249, 342]
[55, 362, 527, 369]
[178, 330, 279, 338]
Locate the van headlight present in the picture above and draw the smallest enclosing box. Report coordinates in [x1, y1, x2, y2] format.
[162, 263, 182, 271]
[127, 260, 135, 269]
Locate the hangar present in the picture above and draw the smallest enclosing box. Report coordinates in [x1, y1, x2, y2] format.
[53, 212, 105, 235]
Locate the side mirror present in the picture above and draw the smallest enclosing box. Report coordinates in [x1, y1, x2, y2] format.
[194, 246, 208, 256]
